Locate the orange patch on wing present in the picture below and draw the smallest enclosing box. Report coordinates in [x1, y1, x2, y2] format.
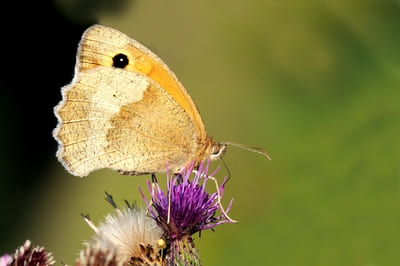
[124, 45, 206, 141]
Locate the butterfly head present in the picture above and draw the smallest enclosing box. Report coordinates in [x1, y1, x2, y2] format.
[209, 141, 227, 161]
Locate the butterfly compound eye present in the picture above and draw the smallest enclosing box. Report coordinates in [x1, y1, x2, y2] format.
[112, 53, 129, 68]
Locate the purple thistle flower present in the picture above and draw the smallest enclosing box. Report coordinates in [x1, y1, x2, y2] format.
[139, 160, 235, 265]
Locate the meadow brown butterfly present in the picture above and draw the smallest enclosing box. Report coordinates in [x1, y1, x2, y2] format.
[53, 25, 270, 177]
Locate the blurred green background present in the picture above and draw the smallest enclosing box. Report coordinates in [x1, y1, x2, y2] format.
[1, 0, 400, 265]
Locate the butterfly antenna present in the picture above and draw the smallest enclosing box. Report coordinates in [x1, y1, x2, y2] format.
[221, 141, 272, 161]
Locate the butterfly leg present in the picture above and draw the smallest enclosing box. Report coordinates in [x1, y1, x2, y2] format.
[144, 173, 158, 216]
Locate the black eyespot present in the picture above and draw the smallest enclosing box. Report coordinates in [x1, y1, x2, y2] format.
[112, 53, 129, 68]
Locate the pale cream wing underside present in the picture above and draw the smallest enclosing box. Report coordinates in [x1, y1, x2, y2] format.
[79, 25, 207, 140]
[54, 67, 198, 176]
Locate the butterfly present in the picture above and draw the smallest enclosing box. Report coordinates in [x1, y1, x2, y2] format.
[53, 25, 270, 177]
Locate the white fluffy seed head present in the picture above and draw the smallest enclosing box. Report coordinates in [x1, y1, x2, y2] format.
[90, 207, 164, 263]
